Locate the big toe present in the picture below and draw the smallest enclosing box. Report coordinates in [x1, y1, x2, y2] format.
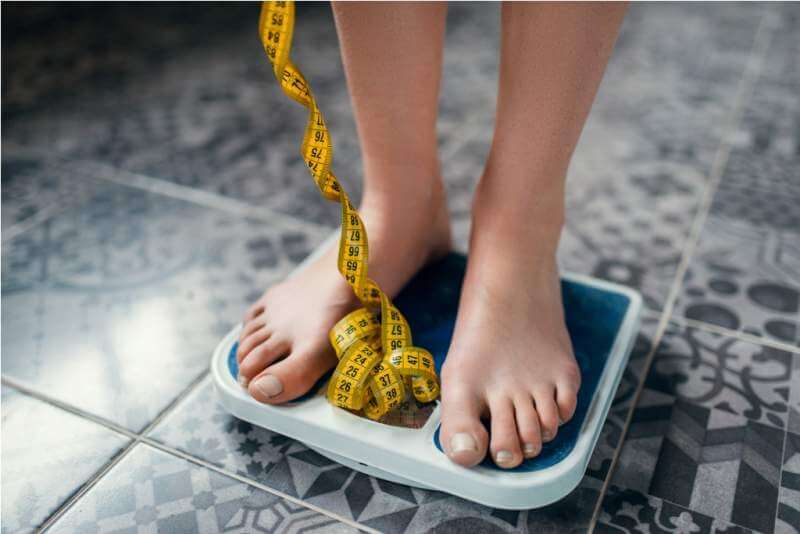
[248, 345, 335, 404]
[439, 385, 488, 467]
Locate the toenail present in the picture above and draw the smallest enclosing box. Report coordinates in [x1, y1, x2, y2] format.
[494, 450, 514, 466]
[450, 433, 478, 454]
[523, 443, 538, 457]
[238, 374, 249, 388]
[542, 430, 554, 442]
[253, 375, 283, 398]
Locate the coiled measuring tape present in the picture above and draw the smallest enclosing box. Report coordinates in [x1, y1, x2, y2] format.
[259, 0, 440, 420]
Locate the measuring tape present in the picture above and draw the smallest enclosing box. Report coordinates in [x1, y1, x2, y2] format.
[259, 0, 440, 420]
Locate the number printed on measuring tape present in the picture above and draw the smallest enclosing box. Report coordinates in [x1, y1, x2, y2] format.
[259, 0, 440, 420]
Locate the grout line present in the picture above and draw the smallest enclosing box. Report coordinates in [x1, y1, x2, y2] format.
[670, 315, 800, 355]
[2, 204, 64, 243]
[587, 7, 776, 531]
[1, 376, 139, 440]
[774, 427, 790, 533]
[1, 143, 333, 240]
[137, 437, 379, 534]
[11, 370, 371, 533]
[137, 369, 212, 438]
[37, 441, 140, 532]
[79, 160, 332, 235]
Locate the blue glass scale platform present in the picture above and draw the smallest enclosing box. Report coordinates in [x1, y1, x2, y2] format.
[212, 251, 641, 509]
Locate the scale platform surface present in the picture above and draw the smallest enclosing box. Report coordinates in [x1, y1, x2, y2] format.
[212, 252, 642, 509]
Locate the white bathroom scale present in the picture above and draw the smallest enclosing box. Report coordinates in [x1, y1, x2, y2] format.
[212, 252, 642, 509]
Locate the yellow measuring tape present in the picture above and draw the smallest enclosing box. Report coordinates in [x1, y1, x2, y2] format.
[259, 0, 440, 420]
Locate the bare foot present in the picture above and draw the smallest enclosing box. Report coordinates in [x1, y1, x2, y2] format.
[237, 177, 451, 404]
[439, 180, 580, 469]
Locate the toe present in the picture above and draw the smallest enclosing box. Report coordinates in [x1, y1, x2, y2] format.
[239, 315, 266, 342]
[239, 337, 289, 385]
[439, 385, 488, 467]
[533, 386, 560, 442]
[244, 302, 265, 323]
[514, 396, 542, 459]
[236, 327, 270, 364]
[488, 397, 523, 469]
[248, 346, 334, 404]
[555, 381, 579, 424]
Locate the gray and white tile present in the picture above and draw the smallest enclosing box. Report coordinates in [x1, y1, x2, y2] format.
[1, 386, 130, 534]
[675, 211, 800, 347]
[1, 152, 100, 237]
[647, 323, 796, 429]
[47, 443, 356, 534]
[777, 431, 800, 534]
[674, 4, 800, 348]
[608, 324, 792, 532]
[596, 485, 752, 534]
[2, 172, 325, 431]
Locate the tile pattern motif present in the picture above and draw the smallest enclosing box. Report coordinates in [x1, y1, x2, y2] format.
[48, 444, 355, 534]
[674, 4, 800, 348]
[597, 485, 752, 534]
[607, 324, 799, 533]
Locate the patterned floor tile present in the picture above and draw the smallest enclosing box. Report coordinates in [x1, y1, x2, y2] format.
[1, 152, 99, 236]
[777, 431, 800, 534]
[674, 201, 800, 348]
[647, 323, 796, 429]
[47, 443, 356, 534]
[674, 5, 800, 348]
[609, 324, 792, 532]
[1, 171, 325, 431]
[724, 4, 799, 197]
[1, 385, 130, 533]
[596, 485, 752, 534]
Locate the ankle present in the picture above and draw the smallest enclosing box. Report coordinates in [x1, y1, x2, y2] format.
[360, 165, 447, 228]
[470, 176, 564, 256]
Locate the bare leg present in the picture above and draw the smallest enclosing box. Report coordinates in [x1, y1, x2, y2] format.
[440, 2, 627, 468]
[238, 3, 451, 403]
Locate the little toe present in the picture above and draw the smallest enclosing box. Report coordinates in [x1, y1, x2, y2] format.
[533, 386, 560, 442]
[239, 337, 289, 385]
[236, 327, 270, 364]
[556, 381, 579, 424]
[248, 347, 334, 404]
[488, 397, 523, 469]
[514, 396, 542, 459]
[439, 385, 488, 467]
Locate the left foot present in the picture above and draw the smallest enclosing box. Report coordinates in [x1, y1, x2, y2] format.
[439, 178, 580, 469]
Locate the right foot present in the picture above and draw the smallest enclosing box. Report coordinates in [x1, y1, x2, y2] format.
[237, 175, 451, 405]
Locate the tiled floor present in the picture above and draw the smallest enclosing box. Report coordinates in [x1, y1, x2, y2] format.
[2, 3, 798, 533]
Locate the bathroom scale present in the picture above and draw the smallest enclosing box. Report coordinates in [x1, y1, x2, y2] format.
[212, 250, 642, 509]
